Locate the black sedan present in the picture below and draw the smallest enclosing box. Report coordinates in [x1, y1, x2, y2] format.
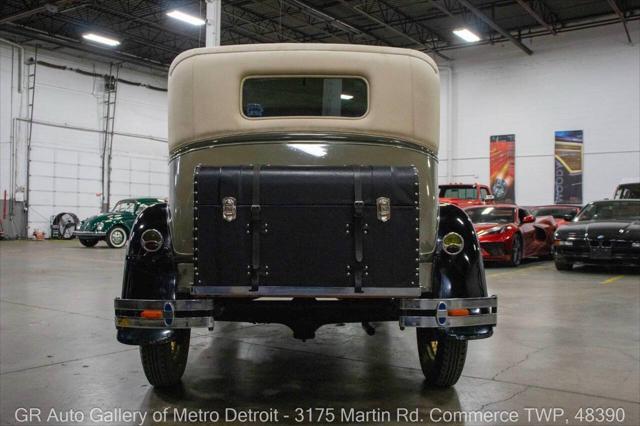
[554, 199, 640, 270]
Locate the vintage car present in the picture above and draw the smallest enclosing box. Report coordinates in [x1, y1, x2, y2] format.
[439, 183, 494, 207]
[554, 199, 640, 270]
[75, 198, 164, 248]
[528, 204, 582, 227]
[465, 205, 557, 266]
[113, 44, 497, 388]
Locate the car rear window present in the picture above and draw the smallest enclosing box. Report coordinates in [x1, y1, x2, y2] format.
[577, 201, 640, 221]
[242, 77, 368, 118]
[466, 207, 515, 224]
[439, 187, 477, 199]
[111, 202, 136, 213]
[531, 207, 578, 218]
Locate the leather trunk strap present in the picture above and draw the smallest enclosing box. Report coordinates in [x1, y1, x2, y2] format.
[353, 166, 364, 293]
[250, 165, 261, 291]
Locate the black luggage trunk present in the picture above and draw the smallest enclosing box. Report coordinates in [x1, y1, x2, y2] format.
[193, 165, 420, 296]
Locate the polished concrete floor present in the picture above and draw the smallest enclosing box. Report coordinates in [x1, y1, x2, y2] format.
[0, 240, 638, 425]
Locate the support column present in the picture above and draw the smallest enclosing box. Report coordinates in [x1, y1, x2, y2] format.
[101, 64, 120, 212]
[205, 0, 222, 47]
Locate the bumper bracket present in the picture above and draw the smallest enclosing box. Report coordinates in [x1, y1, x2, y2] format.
[114, 298, 214, 329]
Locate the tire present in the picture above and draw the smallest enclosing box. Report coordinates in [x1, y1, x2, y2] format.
[508, 234, 523, 266]
[140, 330, 190, 387]
[555, 259, 573, 271]
[417, 329, 468, 387]
[106, 226, 128, 248]
[79, 238, 98, 247]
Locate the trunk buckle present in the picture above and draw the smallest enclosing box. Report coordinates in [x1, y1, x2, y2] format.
[222, 197, 237, 222]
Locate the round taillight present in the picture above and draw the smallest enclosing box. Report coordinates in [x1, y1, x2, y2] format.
[442, 232, 464, 256]
[141, 229, 163, 253]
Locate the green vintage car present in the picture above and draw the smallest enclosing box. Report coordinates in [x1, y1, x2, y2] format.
[75, 198, 164, 248]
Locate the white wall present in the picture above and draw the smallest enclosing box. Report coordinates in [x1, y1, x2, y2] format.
[438, 23, 640, 205]
[0, 43, 169, 237]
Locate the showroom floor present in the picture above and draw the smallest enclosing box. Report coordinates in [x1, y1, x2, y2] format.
[0, 240, 638, 425]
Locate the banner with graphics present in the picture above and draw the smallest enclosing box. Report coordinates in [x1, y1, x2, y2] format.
[554, 130, 583, 204]
[489, 134, 516, 203]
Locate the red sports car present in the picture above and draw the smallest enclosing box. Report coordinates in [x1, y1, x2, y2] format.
[527, 204, 582, 227]
[465, 205, 557, 266]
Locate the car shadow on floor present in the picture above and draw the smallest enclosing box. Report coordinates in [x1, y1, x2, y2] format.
[483, 257, 550, 268]
[136, 332, 463, 425]
[65, 244, 120, 250]
[570, 264, 640, 275]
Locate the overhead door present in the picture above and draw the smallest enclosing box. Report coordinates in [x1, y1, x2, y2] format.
[108, 134, 169, 209]
[27, 123, 102, 237]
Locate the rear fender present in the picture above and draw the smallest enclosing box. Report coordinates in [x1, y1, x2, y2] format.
[118, 203, 180, 345]
[433, 204, 488, 299]
[121, 203, 175, 299]
[431, 203, 492, 339]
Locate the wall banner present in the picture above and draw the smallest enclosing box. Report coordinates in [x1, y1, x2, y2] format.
[554, 130, 583, 204]
[489, 134, 516, 203]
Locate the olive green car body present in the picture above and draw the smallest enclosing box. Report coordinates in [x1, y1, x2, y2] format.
[75, 198, 164, 248]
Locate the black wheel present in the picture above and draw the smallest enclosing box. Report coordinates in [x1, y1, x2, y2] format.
[140, 330, 190, 387]
[417, 329, 467, 387]
[79, 238, 98, 247]
[555, 259, 573, 271]
[106, 226, 128, 248]
[508, 234, 523, 266]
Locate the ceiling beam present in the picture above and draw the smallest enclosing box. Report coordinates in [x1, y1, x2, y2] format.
[514, 0, 556, 35]
[40, 13, 186, 55]
[352, 5, 451, 60]
[0, 23, 169, 71]
[287, 0, 385, 44]
[287, 0, 361, 35]
[0, 0, 85, 25]
[605, 0, 632, 43]
[107, 4, 266, 45]
[455, 0, 533, 55]
[88, 4, 200, 43]
[337, 0, 450, 60]
[222, 1, 309, 42]
[256, 0, 350, 43]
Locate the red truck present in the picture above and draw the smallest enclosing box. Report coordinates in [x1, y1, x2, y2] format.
[439, 183, 495, 207]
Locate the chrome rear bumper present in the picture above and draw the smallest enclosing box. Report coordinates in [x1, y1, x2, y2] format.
[74, 230, 106, 238]
[114, 298, 214, 329]
[113, 296, 496, 330]
[399, 296, 497, 328]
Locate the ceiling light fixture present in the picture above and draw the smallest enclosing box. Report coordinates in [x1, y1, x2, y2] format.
[82, 33, 120, 47]
[167, 10, 206, 26]
[453, 28, 481, 42]
[340, 94, 354, 100]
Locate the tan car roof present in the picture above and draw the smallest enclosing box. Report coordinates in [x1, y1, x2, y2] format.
[168, 43, 440, 154]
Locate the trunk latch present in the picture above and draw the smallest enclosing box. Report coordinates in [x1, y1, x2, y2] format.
[222, 197, 237, 222]
[377, 197, 391, 222]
